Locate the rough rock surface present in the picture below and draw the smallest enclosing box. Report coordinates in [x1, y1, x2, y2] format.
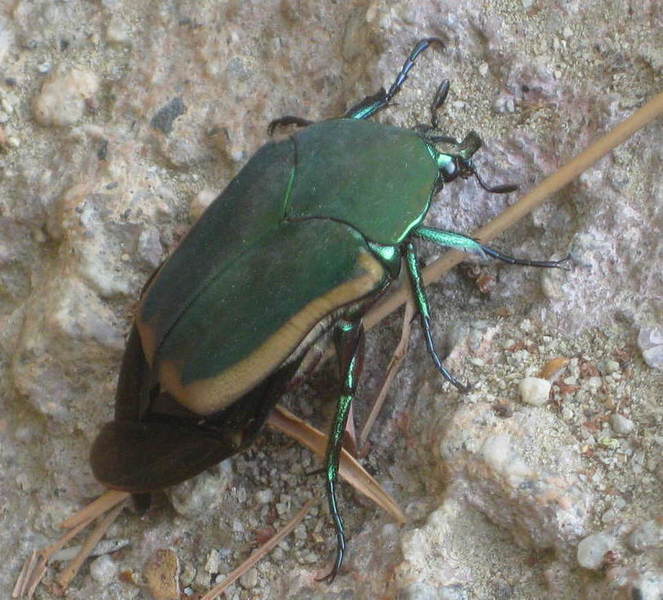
[1, 1, 661, 599]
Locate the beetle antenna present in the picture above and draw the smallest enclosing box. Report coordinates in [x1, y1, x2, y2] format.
[472, 168, 519, 194]
[430, 79, 450, 129]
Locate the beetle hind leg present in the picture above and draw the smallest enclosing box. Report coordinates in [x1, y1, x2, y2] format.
[318, 318, 365, 583]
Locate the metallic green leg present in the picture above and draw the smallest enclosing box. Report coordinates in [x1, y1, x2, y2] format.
[320, 319, 364, 582]
[405, 242, 469, 392]
[414, 226, 570, 269]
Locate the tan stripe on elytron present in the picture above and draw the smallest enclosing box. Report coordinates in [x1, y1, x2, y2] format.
[158, 251, 387, 416]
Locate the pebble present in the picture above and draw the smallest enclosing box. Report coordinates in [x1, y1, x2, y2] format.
[637, 326, 663, 370]
[150, 96, 187, 134]
[256, 488, 273, 504]
[294, 523, 307, 541]
[541, 267, 566, 300]
[191, 188, 217, 222]
[587, 376, 603, 391]
[179, 562, 196, 587]
[205, 549, 220, 574]
[89, 554, 118, 585]
[239, 567, 258, 589]
[440, 584, 470, 600]
[519, 377, 552, 405]
[627, 519, 663, 552]
[143, 548, 180, 600]
[106, 16, 132, 45]
[398, 582, 441, 600]
[610, 413, 634, 435]
[577, 532, 617, 569]
[33, 68, 99, 126]
[599, 359, 620, 374]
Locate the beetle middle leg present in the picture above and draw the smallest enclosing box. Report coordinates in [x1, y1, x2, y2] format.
[319, 318, 365, 583]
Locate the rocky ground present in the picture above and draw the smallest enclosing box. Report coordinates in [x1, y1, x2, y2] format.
[0, 1, 661, 599]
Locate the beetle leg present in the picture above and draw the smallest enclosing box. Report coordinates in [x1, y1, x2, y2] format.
[405, 241, 470, 392]
[319, 319, 365, 582]
[345, 38, 443, 120]
[414, 226, 571, 269]
[267, 115, 314, 136]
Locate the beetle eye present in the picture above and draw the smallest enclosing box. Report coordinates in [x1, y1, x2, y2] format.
[438, 155, 459, 181]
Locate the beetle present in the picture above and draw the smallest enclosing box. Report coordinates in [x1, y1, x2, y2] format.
[90, 38, 567, 581]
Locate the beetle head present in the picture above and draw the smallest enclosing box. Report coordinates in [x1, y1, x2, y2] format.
[434, 131, 518, 194]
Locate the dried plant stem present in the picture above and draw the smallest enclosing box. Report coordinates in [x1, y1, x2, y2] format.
[364, 91, 663, 330]
[200, 497, 319, 600]
[55, 501, 127, 591]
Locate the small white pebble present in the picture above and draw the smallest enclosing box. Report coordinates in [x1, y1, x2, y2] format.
[610, 413, 634, 435]
[587, 376, 602, 391]
[204, 549, 220, 574]
[478, 62, 489, 77]
[577, 532, 616, 569]
[239, 567, 258, 589]
[256, 489, 273, 504]
[89, 554, 118, 585]
[601, 359, 621, 374]
[519, 377, 552, 406]
[106, 17, 132, 45]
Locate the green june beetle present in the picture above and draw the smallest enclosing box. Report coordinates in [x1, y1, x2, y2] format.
[90, 38, 566, 581]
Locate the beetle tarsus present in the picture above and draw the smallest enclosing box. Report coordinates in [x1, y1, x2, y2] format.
[317, 478, 346, 583]
[480, 247, 572, 270]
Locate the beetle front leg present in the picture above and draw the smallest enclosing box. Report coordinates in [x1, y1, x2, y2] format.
[345, 38, 443, 120]
[405, 241, 470, 392]
[320, 318, 365, 583]
[413, 226, 571, 269]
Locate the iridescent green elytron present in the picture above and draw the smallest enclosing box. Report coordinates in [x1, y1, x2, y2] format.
[90, 38, 567, 583]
